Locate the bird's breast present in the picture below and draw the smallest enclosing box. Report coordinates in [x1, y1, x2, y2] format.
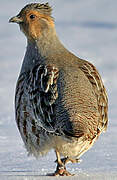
[58, 67, 98, 113]
[55, 67, 99, 138]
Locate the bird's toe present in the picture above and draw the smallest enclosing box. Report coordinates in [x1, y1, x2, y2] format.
[53, 169, 74, 176]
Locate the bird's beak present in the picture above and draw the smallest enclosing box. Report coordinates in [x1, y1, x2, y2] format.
[9, 15, 23, 24]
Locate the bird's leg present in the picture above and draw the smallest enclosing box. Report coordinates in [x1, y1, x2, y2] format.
[61, 157, 82, 164]
[53, 150, 73, 176]
[55, 156, 82, 165]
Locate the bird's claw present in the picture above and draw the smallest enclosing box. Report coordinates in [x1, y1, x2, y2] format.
[54, 166, 74, 176]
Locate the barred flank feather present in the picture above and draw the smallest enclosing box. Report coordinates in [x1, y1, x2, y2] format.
[27, 64, 59, 132]
[17, 64, 59, 133]
[79, 61, 108, 132]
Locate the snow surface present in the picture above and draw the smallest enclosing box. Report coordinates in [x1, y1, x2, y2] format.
[0, 0, 117, 179]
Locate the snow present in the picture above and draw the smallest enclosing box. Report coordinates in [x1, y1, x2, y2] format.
[0, 0, 117, 179]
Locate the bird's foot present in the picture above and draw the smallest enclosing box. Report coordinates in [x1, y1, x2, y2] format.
[55, 157, 82, 165]
[53, 165, 74, 176]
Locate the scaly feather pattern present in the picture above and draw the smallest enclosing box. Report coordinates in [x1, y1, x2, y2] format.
[79, 61, 108, 133]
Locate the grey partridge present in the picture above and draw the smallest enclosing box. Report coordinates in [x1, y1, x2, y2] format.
[9, 3, 108, 176]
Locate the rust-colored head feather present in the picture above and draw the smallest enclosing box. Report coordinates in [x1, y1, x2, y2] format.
[20, 3, 52, 16]
[9, 3, 54, 40]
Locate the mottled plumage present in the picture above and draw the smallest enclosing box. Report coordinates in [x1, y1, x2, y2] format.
[9, 3, 108, 176]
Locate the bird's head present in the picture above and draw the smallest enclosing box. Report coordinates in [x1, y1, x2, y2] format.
[9, 3, 54, 41]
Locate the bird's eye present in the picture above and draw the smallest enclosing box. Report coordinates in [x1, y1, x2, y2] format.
[30, 14, 35, 19]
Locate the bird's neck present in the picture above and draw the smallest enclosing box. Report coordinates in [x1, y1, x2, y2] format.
[36, 28, 66, 57]
[20, 28, 67, 74]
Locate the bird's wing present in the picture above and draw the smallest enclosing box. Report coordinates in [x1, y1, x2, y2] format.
[79, 61, 108, 132]
[25, 64, 59, 133]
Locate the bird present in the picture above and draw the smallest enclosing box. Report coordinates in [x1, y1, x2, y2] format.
[9, 3, 108, 176]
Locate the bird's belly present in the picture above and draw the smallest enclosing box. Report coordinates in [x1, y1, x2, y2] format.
[53, 135, 97, 158]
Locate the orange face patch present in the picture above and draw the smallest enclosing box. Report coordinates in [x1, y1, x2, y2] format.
[20, 10, 54, 40]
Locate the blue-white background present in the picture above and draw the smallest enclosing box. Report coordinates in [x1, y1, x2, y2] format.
[0, 0, 117, 179]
